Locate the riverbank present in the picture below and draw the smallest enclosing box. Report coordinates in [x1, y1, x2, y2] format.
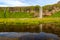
[0, 18, 60, 25]
[0, 18, 60, 33]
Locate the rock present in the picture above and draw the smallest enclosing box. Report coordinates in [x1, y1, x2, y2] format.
[57, 1, 60, 4]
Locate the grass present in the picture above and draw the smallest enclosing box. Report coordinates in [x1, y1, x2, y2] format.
[0, 11, 34, 18]
[46, 11, 60, 18]
[52, 11, 60, 17]
[0, 18, 60, 32]
[0, 18, 60, 25]
[0, 10, 60, 18]
[0, 11, 4, 18]
[4, 12, 33, 18]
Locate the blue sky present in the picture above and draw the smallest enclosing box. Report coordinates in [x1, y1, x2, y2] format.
[0, 0, 60, 7]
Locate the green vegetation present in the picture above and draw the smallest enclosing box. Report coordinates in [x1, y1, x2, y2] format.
[50, 11, 60, 17]
[0, 10, 4, 18]
[0, 3, 60, 18]
[6, 12, 33, 18]
[43, 3, 60, 12]
[0, 9, 34, 18]
[0, 18, 60, 25]
[0, 18, 60, 32]
[45, 11, 60, 17]
[0, 6, 40, 18]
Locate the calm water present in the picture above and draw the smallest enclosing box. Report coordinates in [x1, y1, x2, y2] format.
[0, 23, 60, 40]
[0, 32, 59, 40]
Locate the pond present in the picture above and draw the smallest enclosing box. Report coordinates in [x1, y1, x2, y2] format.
[0, 23, 60, 40]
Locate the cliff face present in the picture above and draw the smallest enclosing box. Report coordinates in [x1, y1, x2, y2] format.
[43, 1, 60, 16]
[0, 6, 40, 17]
[57, 1, 60, 4]
[8, 7, 39, 17]
[7, 1, 60, 17]
[0, 1, 60, 17]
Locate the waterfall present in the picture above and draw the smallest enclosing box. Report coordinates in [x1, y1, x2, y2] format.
[39, 7, 43, 18]
[39, 6, 43, 32]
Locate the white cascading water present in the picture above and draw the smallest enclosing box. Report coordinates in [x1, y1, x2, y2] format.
[39, 6, 43, 18]
[39, 6, 43, 32]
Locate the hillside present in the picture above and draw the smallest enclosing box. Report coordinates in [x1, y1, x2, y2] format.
[0, 1, 60, 18]
[43, 1, 60, 17]
[51, 11, 60, 17]
[45, 11, 60, 17]
[0, 6, 40, 18]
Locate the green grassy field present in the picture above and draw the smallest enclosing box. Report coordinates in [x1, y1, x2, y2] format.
[6, 12, 33, 18]
[0, 11, 34, 18]
[0, 11, 4, 18]
[0, 9, 60, 18]
[46, 11, 60, 18]
[0, 18, 60, 32]
[0, 18, 59, 25]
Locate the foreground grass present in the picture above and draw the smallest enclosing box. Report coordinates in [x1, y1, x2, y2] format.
[0, 18, 60, 32]
[0, 18, 60, 25]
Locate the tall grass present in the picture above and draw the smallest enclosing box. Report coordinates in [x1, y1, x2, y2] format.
[0, 18, 60, 32]
[0, 11, 34, 18]
[46, 11, 60, 18]
[6, 12, 33, 18]
[0, 18, 60, 25]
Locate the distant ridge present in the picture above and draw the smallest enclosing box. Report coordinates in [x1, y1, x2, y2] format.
[57, 1, 60, 4]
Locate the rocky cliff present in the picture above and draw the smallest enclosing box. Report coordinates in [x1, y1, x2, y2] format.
[43, 1, 60, 16]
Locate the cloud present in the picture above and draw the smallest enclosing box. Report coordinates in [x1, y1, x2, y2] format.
[0, 0, 60, 7]
[57, 0, 60, 1]
[0, 0, 29, 7]
[36, 0, 60, 6]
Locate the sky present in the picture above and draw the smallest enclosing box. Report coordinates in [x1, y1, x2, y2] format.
[0, 0, 60, 7]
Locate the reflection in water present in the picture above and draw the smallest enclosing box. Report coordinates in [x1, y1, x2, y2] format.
[19, 32, 59, 40]
[43, 23, 60, 37]
[0, 32, 59, 40]
[0, 23, 60, 40]
[39, 24, 43, 32]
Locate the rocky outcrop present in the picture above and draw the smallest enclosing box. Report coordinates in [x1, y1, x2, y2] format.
[57, 1, 60, 4]
[43, 1, 60, 16]
[0, 1, 60, 17]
